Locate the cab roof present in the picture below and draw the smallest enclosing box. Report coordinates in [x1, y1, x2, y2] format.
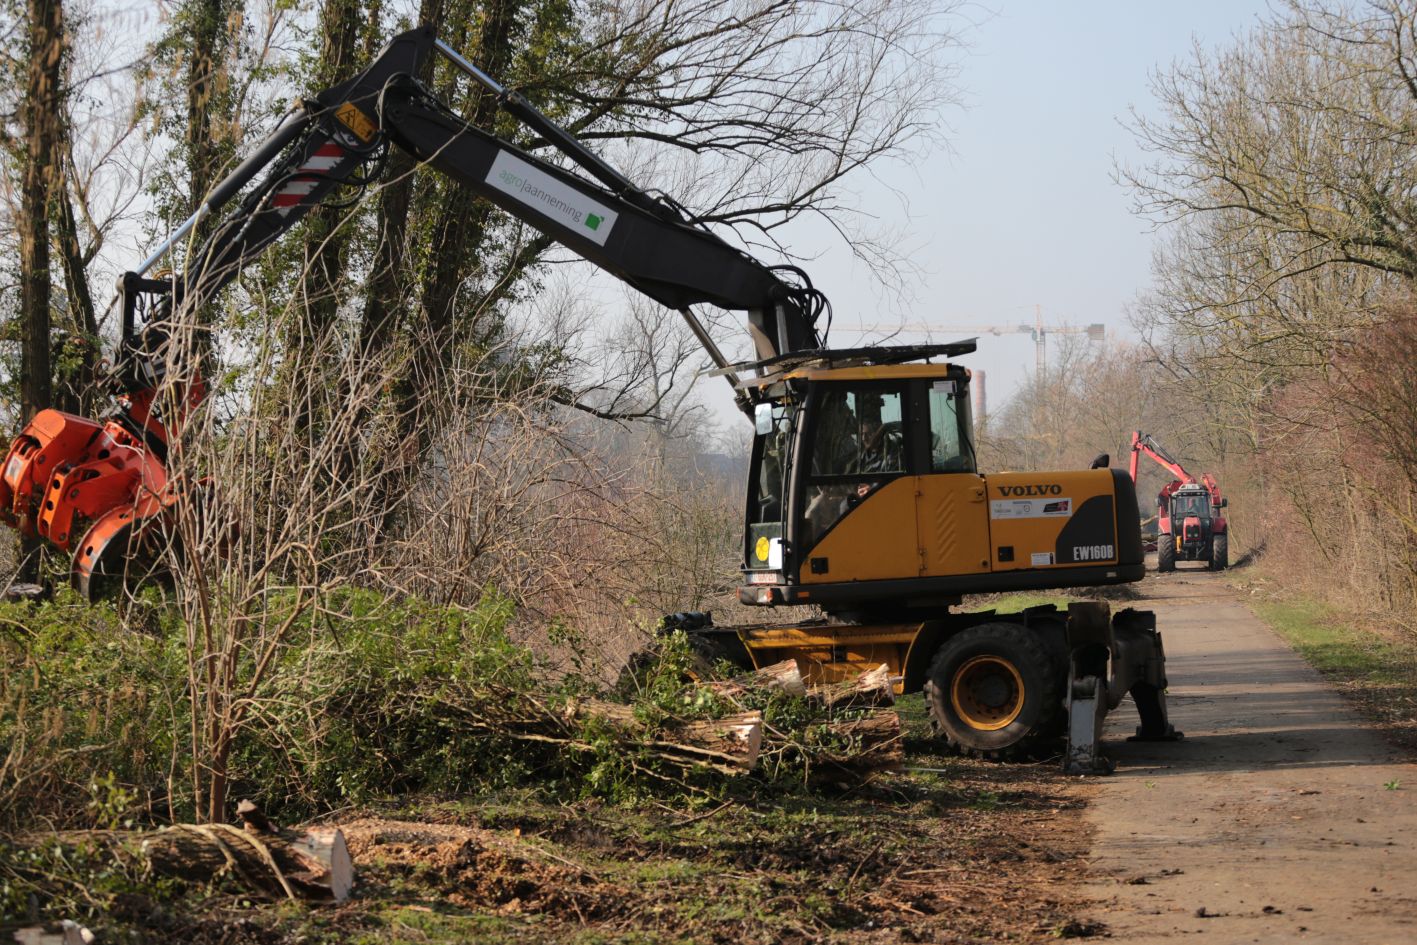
[715, 340, 976, 390]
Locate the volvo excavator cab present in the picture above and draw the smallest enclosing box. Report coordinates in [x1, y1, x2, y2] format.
[735, 344, 1146, 621]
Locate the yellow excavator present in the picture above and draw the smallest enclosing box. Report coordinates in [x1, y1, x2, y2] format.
[0, 26, 1177, 773]
[674, 343, 1179, 772]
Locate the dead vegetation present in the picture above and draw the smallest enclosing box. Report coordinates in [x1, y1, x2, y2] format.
[1, 697, 1096, 945]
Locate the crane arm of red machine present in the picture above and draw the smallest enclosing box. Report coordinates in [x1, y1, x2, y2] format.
[1128, 431, 1195, 485]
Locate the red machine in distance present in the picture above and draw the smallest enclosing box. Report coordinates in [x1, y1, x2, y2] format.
[1128, 431, 1228, 572]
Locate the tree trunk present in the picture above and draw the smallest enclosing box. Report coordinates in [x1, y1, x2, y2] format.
[806, 711, 903, 780]
[19, 0, 63, 425]
[15, 0, 65, 581]
[412, 0, 520, 373]
[358, 0, 447, 361]
[52, 150, 98, 414]
[393, 0, 524, 437]
[440, 690, 765, 776]
[707, 660, 896, 709]
[708, 659, 809, 698]
[293, 0, 380, 344]
[554, 699, 764, 775]
[183, 0, 237, 216]
[38, 823, 353, 901]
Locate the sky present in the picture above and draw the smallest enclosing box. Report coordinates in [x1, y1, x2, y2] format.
[696, 0, 1274, 428]
[74, 1, 1271, 436]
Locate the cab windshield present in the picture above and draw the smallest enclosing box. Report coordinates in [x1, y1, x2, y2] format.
[1171, 493, 1210, 519]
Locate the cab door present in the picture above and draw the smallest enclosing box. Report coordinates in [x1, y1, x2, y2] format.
[915, 379, 991, 577]
[794, 375, 992, 584]
[794, 380, 916, 583]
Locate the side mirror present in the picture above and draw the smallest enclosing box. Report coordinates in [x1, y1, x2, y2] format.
[754, 402, 774, 435]
[1219, 498, 1228, 508]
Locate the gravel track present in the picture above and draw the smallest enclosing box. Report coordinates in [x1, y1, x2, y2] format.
[1083, 567, 1417, 943]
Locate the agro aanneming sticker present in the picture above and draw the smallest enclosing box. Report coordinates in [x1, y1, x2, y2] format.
[487, 150, 618, 246]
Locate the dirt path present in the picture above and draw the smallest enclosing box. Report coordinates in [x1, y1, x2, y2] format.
[1083, 567, 1417, 943]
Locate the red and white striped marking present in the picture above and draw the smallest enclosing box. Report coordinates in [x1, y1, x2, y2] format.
[272, 143, 346, 212]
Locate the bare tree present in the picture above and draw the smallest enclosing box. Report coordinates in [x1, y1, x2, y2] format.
[1121, 0, 1417, 617]
[1125, 1, 1417, 292]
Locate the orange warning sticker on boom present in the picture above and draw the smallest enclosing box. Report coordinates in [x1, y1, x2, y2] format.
[335, 102, 376, 142]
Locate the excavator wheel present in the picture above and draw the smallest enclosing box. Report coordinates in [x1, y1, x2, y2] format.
[1211, 532, 1229, 571]
[923, 623, 1065, 760]
[1157, 535, 1176, 572]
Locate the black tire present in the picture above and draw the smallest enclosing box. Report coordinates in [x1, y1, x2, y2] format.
[1211, 532, 1229, 571]
[686, 633, 740, 680]
[613, 646, 660, 698]
[923, 623, 1065, 759]
[1157, 535, 1176, 572]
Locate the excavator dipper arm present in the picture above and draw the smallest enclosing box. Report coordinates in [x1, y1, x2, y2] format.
[143, 26, 820, 365]
[3, 25, 826, 596]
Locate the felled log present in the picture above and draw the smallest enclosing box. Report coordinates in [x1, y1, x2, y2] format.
[704, 659, 894, 710]
[562, 700, 764, 775]
[37, 822, 352, 902]
[11, 921, 93, 945]
[706, 659, 807, 699]
[144, 822, 352, 901]
[803, 710, 903, 779]
[436, 690, 766, 777]
[808, 663, 897, 709]
[2, 582, 48, 602]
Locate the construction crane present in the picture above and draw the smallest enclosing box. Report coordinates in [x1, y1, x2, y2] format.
[839, 306, 1106, 386]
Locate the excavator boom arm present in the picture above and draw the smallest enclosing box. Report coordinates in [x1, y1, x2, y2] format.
[138, 26, 820, 368]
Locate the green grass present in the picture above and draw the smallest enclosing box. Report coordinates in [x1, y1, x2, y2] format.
[963, 592, 1077, 614]
[1252, 595, 1417, 753]
[344, 907, 522, 945]
[1253, 598, 1417, 685]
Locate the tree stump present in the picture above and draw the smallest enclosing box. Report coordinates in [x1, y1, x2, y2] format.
[139, 822, 352, 901]
[37, 822, 353, 902]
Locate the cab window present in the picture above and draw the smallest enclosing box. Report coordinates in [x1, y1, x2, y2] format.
[927, 380, 974, 473]
[802, 385, 906, 547]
